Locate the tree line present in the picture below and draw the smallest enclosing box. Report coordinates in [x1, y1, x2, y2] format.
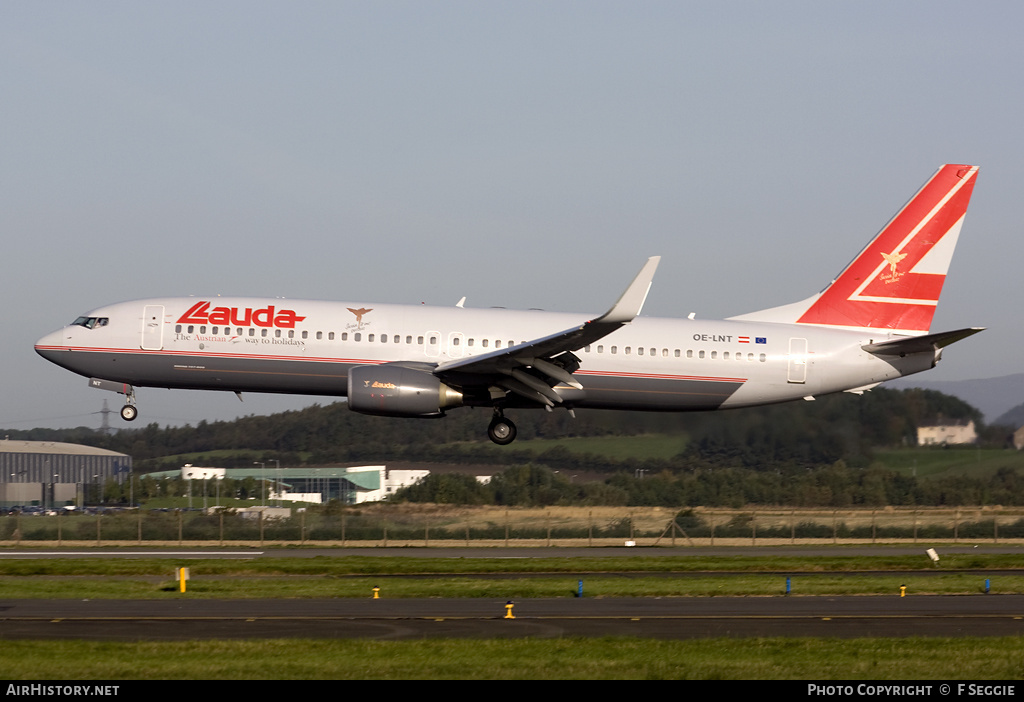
[392, 461, 1024, 508]
[7, 387, 1023, 507]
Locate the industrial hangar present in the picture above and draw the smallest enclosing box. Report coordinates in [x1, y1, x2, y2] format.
[0, 439, 132, 510]
[1, 438, 427, 509]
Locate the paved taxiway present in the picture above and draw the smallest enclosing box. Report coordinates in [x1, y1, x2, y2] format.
[2, 595, 1022, 640]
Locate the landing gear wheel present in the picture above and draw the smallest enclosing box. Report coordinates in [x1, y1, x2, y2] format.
[120, 404, 138, 422]
[487, 416, 517, 445]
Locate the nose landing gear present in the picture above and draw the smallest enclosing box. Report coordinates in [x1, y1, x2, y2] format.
[120, 386, 138, 422]
[120, 403, 138, 422]
[87, 378, 139, 422]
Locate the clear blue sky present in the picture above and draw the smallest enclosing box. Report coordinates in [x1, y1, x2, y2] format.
[3, 1, 1021, 429]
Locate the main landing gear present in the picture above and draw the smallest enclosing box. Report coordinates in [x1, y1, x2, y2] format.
[487, 410, 517, 445]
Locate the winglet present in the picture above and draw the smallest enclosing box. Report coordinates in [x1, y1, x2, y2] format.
[597, 256, 661, 324]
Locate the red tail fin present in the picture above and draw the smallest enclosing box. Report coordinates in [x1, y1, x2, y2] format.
[732, 164, 978, 334]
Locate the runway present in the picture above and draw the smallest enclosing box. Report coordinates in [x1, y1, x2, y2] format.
[3, 545, 1024, 559]
[2, 595, 1022, 640]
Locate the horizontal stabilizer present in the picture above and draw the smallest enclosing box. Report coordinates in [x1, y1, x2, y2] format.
[862, 327, 984, 355]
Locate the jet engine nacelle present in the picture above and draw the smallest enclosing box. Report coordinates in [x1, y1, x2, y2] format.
[347, 362, 463, 418]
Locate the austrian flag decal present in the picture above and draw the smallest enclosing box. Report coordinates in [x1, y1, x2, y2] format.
[177, 301, 306, 329]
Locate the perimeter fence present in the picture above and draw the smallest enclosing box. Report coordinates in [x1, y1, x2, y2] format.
[4, 505, 1024, 546]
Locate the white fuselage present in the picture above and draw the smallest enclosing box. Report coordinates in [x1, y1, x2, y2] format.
[35, 296, 935, 413]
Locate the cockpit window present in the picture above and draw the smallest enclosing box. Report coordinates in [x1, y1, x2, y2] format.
[72, 316, 109, 329]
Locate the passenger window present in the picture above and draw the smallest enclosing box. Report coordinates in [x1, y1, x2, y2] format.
[597, 345, 603, 353]
[637, 347, 643, 356]
[329, 332, 335, 340]
[316, 332, 323, 340]
[418, 336, 424, 345]
[482, 339, 489, 348]
[406, 336, 412, 344]
[759, 353, 766, 362]
[698, 350, 705, 359]
[611, 346, 617, 354]
[355, 333, 361, 342]
[368, 334, 374, 342]
[674, 349, 680, 357]
[175, 325, 182, 333]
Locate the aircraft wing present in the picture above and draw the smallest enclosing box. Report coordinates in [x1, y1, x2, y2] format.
[861, 327, 985, 355]
[433, 256, 660, 406]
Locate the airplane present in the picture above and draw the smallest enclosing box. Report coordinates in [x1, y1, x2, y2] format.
[35, 164, 982, 445]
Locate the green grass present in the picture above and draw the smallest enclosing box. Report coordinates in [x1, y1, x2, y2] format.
[2, 553, 1022, 576]
[512, 433, 688, 460]
[1, 637, 1022, 679]
[4, 552, 1023, 680]
[1, 573, 1013, 599]
[0, 553, 1021, 599]
[873, 447, 1023, 480]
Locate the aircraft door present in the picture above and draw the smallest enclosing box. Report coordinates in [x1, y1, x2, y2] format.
[141, 305, 165, 350]
[787, 337, 808, 383]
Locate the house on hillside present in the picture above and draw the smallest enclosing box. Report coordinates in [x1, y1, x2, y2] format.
[917, 419, 977, 446]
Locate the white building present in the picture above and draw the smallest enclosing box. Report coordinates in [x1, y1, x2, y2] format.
[174, 464, 429, 504]
[917, 419, 977, 446]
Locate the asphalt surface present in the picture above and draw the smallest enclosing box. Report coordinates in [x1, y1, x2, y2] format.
[3, 546, 1023, 641]
[2, 595, 1022, 640]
